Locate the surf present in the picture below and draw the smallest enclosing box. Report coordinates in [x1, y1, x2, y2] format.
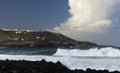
[0, 47, 120, 71]
[54, 47, 120, 57]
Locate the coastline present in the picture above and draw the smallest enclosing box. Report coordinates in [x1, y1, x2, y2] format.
[0, 59, 119, 73]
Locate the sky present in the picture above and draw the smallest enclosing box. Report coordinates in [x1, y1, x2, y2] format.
[0, 0, 69, 30]
[0, 0, 120, 46]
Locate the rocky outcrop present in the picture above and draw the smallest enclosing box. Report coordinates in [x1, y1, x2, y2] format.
[0, 59, 119, 73]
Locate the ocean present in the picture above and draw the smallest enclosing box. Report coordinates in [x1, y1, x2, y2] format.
[0, 47, 120, 71]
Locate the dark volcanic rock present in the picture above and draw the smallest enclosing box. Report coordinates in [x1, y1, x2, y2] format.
[0, 60, 119, 73]
[0, 59, 69, 73]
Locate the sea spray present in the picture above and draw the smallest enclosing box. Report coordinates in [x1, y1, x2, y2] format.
[0, 54, 120, 71]
[0, 47, 120, 71]
[54, 47, 120, 57]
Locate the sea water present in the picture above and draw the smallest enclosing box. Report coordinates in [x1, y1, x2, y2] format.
[0, 47, 120, 71]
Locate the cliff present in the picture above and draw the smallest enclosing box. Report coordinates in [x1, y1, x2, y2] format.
[0, 29, 105, 48]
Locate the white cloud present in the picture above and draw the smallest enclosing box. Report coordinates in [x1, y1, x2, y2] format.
[54, 0, 118, 33]
[52, 0, 120, 46]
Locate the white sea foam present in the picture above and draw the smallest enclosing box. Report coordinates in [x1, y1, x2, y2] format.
[54, 47, 120, 57]
[0, 47, 120, 71]
[0, 54, 120, 71]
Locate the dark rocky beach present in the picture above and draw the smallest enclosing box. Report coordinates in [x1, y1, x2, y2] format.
[0, 59, 119, 73]
[0, 29, 120, 73]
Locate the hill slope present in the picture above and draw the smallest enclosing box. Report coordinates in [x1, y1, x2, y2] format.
[0, 29, 100, 48]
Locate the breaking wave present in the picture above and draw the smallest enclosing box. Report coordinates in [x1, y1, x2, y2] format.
[0, 54, 120, 71]
[54, 47, 120, 57]
[0, 47, 120, 71]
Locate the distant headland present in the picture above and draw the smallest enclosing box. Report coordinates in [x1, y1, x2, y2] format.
[0, 29, 118, 49]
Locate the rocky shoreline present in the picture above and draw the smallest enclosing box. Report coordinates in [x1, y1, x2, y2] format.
[0, 59, 119, 73]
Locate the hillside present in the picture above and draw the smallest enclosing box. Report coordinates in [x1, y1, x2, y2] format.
[0, 29, 99, 48]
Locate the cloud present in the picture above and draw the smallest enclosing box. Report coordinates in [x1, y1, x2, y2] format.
[52, 0, 120, 46]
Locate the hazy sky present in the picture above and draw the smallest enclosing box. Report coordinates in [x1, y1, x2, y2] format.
[0, 0, 69, 30]
[0, 0, 120, 46]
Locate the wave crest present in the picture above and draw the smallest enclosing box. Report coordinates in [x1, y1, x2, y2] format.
[54, 47, 120, 57]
